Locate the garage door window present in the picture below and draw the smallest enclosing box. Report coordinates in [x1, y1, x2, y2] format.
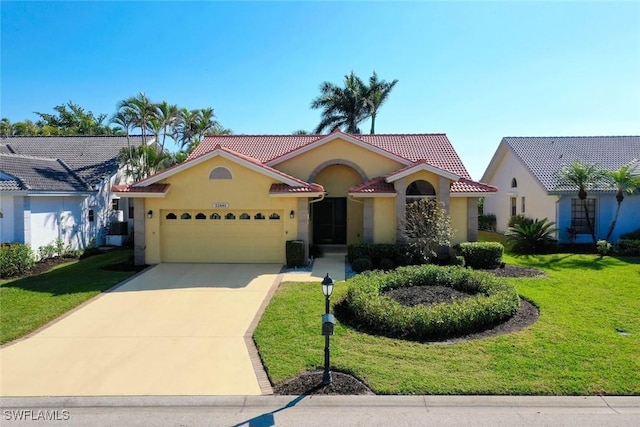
[181, 213, 192, 220]
[254, 213, 265, 220]
[240, 213, 250, 220]
[269, 213, 280, 220]
[196, 213, 206, 220]
[225, 213, 236, 220]
[210, 213, 221, 220]
[166, 213, 177, 220]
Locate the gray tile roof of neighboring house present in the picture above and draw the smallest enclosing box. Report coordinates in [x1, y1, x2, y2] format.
[0, 154, 90, 192]
[0, 136, 146, 190]
[503, 136, 640, 193]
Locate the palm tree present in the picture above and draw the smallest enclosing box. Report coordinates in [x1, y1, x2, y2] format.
[292, 129, 309, 135]
[153, 101, 179, 152]
[556, 160, 610, 243]
[365, 71, 398, 134]
[0, 118, 14, 136]
[604, 161, 640, 241]
[115, 92, 156, 144]
[12, 120, 39, 136]
[311, 71, 368, 134]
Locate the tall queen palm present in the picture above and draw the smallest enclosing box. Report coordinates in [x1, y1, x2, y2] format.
[311, 71, 368, 134]
[365, 72, 398, 134]
[605, 161, 640, 241]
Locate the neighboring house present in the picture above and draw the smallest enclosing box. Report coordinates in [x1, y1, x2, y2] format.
[114, 130, 496, 265]
[0, 136, 146, 252]
[481, 136, 640, 243]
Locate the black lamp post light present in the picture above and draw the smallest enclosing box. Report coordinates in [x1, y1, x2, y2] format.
[321, 273, 335, 385]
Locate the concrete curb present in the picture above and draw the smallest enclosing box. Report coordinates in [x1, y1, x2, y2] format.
[1, 395, 638, 413]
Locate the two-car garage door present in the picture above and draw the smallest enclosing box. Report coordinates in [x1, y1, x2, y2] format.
[160, 210, 284, 263]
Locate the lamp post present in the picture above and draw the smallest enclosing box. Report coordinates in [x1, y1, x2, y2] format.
[321, 273, 335, 385]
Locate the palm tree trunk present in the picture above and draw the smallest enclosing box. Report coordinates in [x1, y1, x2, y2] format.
[370, 113, 376, 134]
[582, 199, 597, 244]
[605, 200, 623, 241]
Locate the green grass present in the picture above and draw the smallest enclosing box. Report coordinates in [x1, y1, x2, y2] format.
[0, 250, 140, 344]
[254, 253, 640, 395]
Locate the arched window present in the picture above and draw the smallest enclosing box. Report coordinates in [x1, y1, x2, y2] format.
[165, 213, 177, 220]
[240, 213, 250, 220]
[269, 213, 281, 220]
[406, 180, 436, 204]
[210, 213, 221, 220]
[195, 213, 206, 220]
[225, 213, 236, 220]
[254, 213, 265, 220]
[181, 213, 192, 220]
[511, 178, 518, 188]
[209, 167, 232, 180]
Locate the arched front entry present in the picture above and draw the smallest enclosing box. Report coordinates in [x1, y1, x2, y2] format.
[312, 164, 364, 245]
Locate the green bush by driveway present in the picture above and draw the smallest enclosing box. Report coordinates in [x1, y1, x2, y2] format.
[254, 253, 640, 395]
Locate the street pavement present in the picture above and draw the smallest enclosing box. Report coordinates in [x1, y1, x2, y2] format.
[1, 395, 639, 426]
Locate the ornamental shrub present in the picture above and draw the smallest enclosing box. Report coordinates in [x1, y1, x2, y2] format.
[345, 264, 520, 340]
[478, 214, 497, 231]
[612, 239, 640, 256]
[506, 218, 558, 254]
[596, 240, 612, 257]
[351, 257, 373, 273]
[0, 243, 36, 278]
[620, 228, 640, 240]
[456, 242, 503, 269]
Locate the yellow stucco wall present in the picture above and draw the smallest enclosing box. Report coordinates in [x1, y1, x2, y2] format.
[144, 157, 298, 264]
[403, 170, 439, 192]
[373, 197, 396, 243]
[275, 137, 404, 181]
[450, 197, 468, 245]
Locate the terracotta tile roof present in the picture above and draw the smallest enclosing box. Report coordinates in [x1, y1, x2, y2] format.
[269, 183, 324, 194]
[452, 178, 498, 194]
[193, 132, 472, 179]
[503, 136, 640, 192]
[349, 177, 396, 194]
[112, 183, 170, 194]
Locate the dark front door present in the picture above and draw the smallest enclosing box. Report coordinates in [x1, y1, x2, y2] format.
[313, 198, 347, 244]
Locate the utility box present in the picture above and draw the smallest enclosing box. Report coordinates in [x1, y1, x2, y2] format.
[322, 314, 335, 336]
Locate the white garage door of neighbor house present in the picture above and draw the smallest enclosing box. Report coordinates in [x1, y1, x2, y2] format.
[160, 210, 284, 263]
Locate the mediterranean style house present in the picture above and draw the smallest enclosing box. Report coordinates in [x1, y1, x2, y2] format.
[0, 136, 145, 252]
[481, 136, 640, 243]
[114, 130, 496, 265]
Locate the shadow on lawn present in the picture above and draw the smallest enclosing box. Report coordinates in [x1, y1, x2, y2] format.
[0, 250, 141, 296]
[509, 254, 640, 271]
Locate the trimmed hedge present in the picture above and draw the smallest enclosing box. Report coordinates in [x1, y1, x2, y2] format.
[345, 264, 520, 341]
[613, 239, 640, 256]
[456, 242, 503, 269]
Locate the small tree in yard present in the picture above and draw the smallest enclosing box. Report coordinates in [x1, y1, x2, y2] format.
[401, 198, 453, 262]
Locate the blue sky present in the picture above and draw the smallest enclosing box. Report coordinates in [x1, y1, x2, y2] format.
[2, 1, 639, 180]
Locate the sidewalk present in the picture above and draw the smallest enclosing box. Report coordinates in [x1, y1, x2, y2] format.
[281, 250, 347, 283]
[1, 395, 638, 426]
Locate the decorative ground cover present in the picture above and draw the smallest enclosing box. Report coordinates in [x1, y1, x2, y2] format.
[343, 265, 521, 341]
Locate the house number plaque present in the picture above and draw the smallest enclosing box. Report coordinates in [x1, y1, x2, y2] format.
[214, 202, 229, 208]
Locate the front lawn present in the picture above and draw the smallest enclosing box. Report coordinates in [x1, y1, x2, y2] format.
[254, 253, 640, 395]
[0, 250, 142, 344]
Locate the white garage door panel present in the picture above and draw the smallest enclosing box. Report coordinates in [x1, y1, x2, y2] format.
[160, 210, 284, 263]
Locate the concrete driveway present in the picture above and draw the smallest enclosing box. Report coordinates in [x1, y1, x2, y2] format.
[0, 263, 282, 396]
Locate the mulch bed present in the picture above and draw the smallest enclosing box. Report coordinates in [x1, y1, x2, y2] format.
[274, 371, 375, 395]
[274, 263, 543, 395]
